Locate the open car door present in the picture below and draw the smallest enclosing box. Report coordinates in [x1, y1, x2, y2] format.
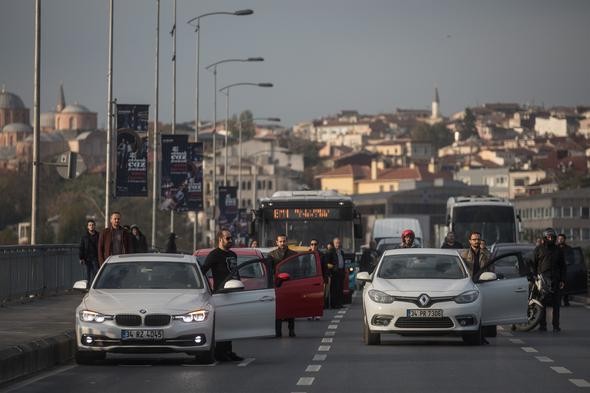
[212, 258, 275, 341]
[479, 253, 528, 325]
[275, 251, 324, 320]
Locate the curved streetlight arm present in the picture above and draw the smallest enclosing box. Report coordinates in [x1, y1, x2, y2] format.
[205, 57, 264, 71]
[186, 9, 253, 26]
[253, 117, 281, 122]
[219, 82, 274, 93]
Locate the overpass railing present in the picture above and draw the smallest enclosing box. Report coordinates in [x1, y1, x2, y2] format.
[0, 244, 84, 303]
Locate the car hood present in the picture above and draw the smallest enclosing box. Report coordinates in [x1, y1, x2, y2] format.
[82, 289, 209, 314]
[374, 278, 474, 295]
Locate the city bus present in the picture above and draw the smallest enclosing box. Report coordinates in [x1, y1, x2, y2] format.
[250, 190, 362, 251]
[446, 196, 521, 245]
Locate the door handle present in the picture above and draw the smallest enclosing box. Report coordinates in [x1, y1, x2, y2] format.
[258, 296, 274, 302]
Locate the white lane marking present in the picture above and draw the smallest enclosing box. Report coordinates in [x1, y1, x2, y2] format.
[237, 358, 255, 367]
[498, 331, 513, 337]
[325, 331, 336, 336]
[118, 364, 152, 367]
[337, 310, 346, 314]
[313, 354, 327, 361]
[551, 366, 572, 374]
[321, 338, 333, 343]
[334, 315, 344, 319]
[521, 347, 538, 353]
[182, 362, 218, 367]
[297, 377, 315, 386]
[328, 324, 338, 329]
[570, 379, 590, 387]
[509, 338, 525, 344]
[306, 365, 321, 372]
[535, 356, 554, 363]
[330, 320, 340, 324]
[0, 365, 76, 392]
[318, 345, 331, 351]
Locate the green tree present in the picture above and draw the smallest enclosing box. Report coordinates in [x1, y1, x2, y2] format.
[410, 123, 453, 150]
[459, 108, 477, 141]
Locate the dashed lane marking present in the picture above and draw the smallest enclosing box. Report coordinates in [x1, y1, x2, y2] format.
[313, 354, 327, 361]
[334, 314, 343, 319]
[237, 358, 255, 367]
[330, 320, 340, 324]
[321, 338, 333, 343]
[498, 331, 513, 337]
[521, 347, 538, 353]
[306, 365, 322, 372]
[509, 338, 525, 344]
[318, 345, 331, 351]
[337, 310, 346, 314]
[182, 362, 217, 367]
[296, 377, 315, 386]
[325, 331, 336, 336]
[535, 356, 554, 363]
[328, 324, 338, 329]
[550, 366, 572, 374]
[570, 379, 590, 387]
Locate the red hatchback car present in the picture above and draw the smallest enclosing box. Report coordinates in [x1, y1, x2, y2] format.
[193, 248, 324, 320]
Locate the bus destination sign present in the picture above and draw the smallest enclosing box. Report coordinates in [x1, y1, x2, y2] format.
[270, 208, 341, 220]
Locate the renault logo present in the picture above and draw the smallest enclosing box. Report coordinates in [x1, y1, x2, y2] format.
[418, 294, 430, 307]
[139, 309, 147, 314]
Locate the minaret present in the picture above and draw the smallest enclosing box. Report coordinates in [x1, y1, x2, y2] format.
[56, 82, 65, 112]
[431, 86, 440, 120]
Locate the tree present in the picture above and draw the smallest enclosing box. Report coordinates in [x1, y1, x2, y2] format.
[410, 122, 453, 150]
[229, 110, 255, 141]
[459, 108, 477, 141]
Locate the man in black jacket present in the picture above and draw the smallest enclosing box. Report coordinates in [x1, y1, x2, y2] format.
[557, 233, 571, 306]
[79, 219, 99, 289]
[533, 228, 566, 332]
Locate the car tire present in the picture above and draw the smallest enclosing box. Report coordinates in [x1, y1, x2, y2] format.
[483, 325, 497, 337]
[512, 302, 543, 332]
[75, 349, 106, 365]
[462, 325, 483, 346]
[363, 318, 380, 345]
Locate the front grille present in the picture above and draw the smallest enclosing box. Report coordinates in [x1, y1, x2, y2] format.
[116, 314, 142, 326]
[395, 317, 454, 329]
[145, 314, 171, 326]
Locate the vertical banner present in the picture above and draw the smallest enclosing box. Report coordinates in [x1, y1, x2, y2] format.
[186, 142, 203, 211]
[218, 186, 238, 232]
[237, 208, 250, 246]
[160, 134, 188, 212]
[115, 104, 149, 197]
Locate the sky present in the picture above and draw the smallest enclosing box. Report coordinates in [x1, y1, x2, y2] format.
[1, 0, 589, 129]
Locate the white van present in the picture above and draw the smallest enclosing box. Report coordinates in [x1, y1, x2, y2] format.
[372, 218, 423, 252]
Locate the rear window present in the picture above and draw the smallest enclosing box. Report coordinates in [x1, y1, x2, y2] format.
[94, 261, 203, 289]
[378, 254, 467, 279]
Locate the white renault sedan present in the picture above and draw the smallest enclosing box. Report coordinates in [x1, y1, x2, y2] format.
[73, 253, 276, 364]
[357, 248, 528, 345]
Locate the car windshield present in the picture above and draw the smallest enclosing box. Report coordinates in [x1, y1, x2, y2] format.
[378, 254, 467, 279]
[94, 261, 204, 289]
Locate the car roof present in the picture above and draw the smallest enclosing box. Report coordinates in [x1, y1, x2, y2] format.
[104, 253, 196, 263]
[381, 248, 461, 257]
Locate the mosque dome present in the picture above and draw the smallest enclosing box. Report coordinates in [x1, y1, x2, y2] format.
[2, 122, 32, 133]
[61, 103, 91, 113]
[0, 89, 26, 109]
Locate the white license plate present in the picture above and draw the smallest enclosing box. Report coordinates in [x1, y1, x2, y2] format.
[121, 329, 164, 340]
[407, 309, 443, 318]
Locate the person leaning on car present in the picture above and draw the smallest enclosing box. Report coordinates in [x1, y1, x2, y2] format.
[269, 234, 298, 337]
[460, 231, 491, 281]
[533, 228, 566, 332]
[200, 229, 243, 361]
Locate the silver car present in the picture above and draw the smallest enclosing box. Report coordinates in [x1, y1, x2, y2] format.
[74, 253, 275, 364]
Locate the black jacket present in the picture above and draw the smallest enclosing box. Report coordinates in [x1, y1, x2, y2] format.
[533, 243, 566, 282]
[79, 231, 99, 264]
[131, 233, 149, 253]
[201, 248, 240, 291]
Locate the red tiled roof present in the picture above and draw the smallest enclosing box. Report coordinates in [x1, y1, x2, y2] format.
[315, 164, 370, 179]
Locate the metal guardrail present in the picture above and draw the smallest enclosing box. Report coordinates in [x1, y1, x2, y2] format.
[0, 244, 84, 303]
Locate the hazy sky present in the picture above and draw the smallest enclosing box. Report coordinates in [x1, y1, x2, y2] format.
[1, 0, 589, 128]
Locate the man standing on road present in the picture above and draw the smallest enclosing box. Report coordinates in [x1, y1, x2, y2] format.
[534, 228, 566, 332]
[98, 212, 131, 267]
[557, 233, 571, 306]
[327, 237, 346, 309]
[441, 231, 464, 249]
[200, 229, 243, 361]
[79, 219, 99, 288]
[269, 234, 298, 337]
[460, 231, 490, 282]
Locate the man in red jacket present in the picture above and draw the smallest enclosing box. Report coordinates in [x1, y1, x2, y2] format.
[98, 212, 131, 266]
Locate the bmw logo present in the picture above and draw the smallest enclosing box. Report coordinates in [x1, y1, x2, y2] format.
[139, 309, 147, 314]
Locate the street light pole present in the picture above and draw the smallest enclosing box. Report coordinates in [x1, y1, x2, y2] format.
[170, 0, 176, 234]
[31, 0, 41, 244]
[186, 8, 253, 244]
[151, 0, 160, 249]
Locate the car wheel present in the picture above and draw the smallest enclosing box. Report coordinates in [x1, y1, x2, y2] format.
[462, 325, 483, 346]
[363, 318, 380, 345]
[75, 349, 106, 365]
[512, 302, 543, 332]
[483, 325, 497, 337]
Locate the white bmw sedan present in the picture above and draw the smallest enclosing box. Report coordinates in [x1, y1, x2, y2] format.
[73, 253, 275, 364]
[358, 248, 528, 345]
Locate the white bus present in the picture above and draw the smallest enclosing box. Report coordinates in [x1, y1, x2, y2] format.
[446, 196, 521, 245]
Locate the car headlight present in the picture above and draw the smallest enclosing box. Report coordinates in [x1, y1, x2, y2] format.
[454, 290, 479, 304]
[173, 309, 209, 323]
[368, 289, 395, 304]
[79, 310, 113, 323]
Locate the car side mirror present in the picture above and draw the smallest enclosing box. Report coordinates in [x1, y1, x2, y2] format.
[217, 279, 245, 293]
[275, 272, 290, 288]
[478, 272, 497, 282]
[73, 280, 88, 292]
[356, 271, 372, 282]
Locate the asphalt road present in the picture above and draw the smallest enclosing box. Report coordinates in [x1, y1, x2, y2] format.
[3, 293, 589, 393]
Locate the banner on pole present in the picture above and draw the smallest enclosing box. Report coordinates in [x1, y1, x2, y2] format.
[160, 135, 189, 212]
[186, 142, 203, 211]
[115, 104, 149, 197]
[218, 186, 238, 232]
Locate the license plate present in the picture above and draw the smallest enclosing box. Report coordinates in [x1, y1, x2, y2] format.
[121, 329, 164, 340]
[407, 309, 443, 318]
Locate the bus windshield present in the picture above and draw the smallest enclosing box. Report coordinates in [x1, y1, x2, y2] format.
[452, 205, 517, 244]
[262, 219, 353, 251]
